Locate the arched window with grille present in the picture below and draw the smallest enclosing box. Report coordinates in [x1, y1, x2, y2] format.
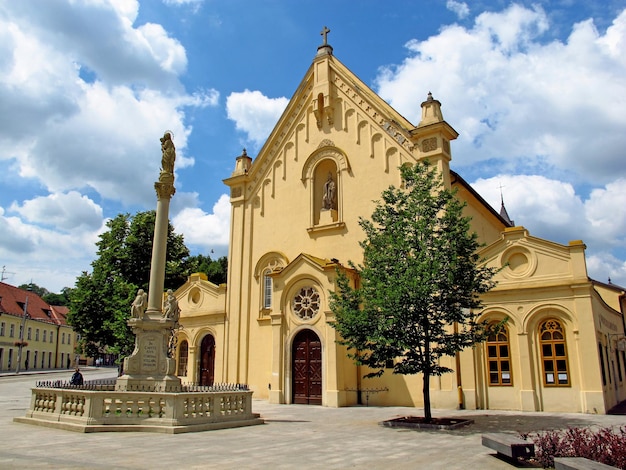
[539, 319, 570, 386]
[486, 323, 512, 386]
[177, 340, 188, 377]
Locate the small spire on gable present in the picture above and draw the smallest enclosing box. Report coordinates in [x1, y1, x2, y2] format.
[499, 184, 515, 226]
[316, 25, 333, 57]
[418, 92, 444, 127]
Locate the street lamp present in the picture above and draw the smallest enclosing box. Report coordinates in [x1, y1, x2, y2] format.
[15, 285, 31, 374]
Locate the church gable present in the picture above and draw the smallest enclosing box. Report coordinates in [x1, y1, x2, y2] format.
[223, 38, 464, 278]
[481, 226, 588, 288]
[225, 42, 458, 220]
[176, 272, 226, 320]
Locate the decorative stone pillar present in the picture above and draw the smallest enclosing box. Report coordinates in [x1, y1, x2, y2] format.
[117, 132, 182, 392]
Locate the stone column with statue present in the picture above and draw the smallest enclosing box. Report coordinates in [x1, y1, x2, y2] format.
[116, 132, 182, 392]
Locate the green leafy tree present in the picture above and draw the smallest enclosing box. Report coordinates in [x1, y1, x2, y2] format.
[42, 287, 73, 306]
[17, 283, 72, 306]
[18, 283, 48, 297]
[67, 211, 191, 358]
[188, 253, 228, 285]
[330, 161, 499, 420]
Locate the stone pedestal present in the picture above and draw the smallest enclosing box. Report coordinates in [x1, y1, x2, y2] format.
[319, 208, 337, 225]
[117, 317, 181, 392]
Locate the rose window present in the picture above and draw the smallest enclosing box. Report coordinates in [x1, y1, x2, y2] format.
[293, 287, 320, 320]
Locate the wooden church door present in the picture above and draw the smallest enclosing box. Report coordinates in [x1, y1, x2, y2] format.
[292, 329, 322, 405]
[199, 334, 215, 386]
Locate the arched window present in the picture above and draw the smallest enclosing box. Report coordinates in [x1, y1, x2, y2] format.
[177, 340, 188, 377]
[486, 323, 512, 386]
[263, 269, 272, 309]
[254, 252, 287, 314]
[539, 319, 570, 386]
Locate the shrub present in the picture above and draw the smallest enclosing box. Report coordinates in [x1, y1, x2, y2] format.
[523, 426, 626, 469]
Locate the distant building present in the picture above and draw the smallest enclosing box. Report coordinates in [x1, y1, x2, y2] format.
[0, 282, 77, 371]
[173, 38, 626, 413]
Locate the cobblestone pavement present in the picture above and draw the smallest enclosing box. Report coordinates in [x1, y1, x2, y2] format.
[1, 368, 624, 469]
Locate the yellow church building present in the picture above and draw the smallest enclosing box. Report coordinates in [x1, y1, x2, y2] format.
[173, 36, 626, 414]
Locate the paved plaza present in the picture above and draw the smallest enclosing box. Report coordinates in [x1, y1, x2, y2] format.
[1, 368, 624, 469]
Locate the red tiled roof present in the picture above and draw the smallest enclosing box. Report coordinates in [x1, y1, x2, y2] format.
[0, 282, 59, 325]
[50, 305, 70, 326]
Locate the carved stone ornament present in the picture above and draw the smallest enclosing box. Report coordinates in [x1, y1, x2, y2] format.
[154, 181, 176, 199]
[422, 137, 438, 152]
[318, 139, 335, 148]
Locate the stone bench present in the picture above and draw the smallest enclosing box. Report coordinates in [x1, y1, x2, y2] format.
[554, 457, 618, 470]
[481, 433, 535, 460]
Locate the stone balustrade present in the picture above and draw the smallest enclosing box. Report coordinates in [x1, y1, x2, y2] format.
[17, 386, 262, 433]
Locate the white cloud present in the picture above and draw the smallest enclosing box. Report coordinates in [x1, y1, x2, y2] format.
[9, 192, 103, 232]
[172, 194, 231, 251]
[163, 0, 204, 8]
[0, 205, 102, 292]
[226, 90, 289, 147]
[586, 252, 626, 286]
[584, 179, 626, 247]
[375, 5, 626, 186]
[446, 0, 469, 20]
[0, 2, 218, 209]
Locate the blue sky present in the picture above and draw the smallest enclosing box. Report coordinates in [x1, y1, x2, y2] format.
[1, 0, 625, 292]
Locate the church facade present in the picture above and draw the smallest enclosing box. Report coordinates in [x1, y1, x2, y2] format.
[173, 38, 626, 413]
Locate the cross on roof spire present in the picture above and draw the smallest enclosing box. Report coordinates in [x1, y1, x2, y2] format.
[320, 26, 330, 45]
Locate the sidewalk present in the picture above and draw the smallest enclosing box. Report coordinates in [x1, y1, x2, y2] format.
[1, 369, 625, 469]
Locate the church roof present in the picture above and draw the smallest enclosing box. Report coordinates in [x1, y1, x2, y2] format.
[450, 171, 514, 228]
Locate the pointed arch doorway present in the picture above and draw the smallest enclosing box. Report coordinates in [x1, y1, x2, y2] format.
[292, 329, 322, 405]
[199, 334, 215, 386]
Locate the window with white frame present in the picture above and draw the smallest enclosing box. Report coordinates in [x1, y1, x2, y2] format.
[263, 269, 272, 309]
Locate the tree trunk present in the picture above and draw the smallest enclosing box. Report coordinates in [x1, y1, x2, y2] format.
[423, 371, 432, 421]
[423, 330, 432, 421]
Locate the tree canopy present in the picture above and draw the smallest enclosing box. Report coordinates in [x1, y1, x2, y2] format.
[66, 211, 224, 359]
[17, 283, 71, 306]
[330, 161, 499, 420]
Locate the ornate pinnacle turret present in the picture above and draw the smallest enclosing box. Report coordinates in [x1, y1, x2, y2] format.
[418, 92, 445, 127]
[232, 148, 252, 176]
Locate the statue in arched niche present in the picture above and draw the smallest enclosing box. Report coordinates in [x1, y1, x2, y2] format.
[322, 172, 336, 210]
